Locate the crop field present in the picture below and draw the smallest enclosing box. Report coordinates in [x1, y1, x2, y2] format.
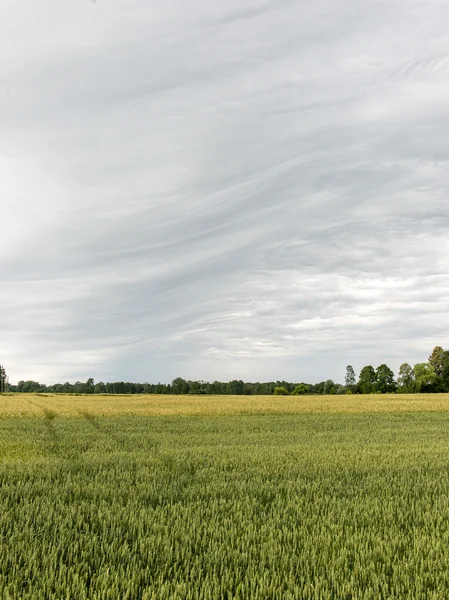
[3, 391, 449, 417]
[2, 395, 449, 598]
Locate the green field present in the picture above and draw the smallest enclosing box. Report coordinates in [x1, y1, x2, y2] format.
[2, 396, 449, 598]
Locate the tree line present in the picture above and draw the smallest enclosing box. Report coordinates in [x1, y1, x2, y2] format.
[1, 346, 449, 396]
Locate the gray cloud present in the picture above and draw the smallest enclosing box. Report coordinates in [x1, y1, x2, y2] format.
[1, 0, 449, 384]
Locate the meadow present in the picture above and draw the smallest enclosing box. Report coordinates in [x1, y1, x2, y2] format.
[2, 394, 449, 598]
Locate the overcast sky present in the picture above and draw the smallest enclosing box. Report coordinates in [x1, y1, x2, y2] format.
[1, 0, 449, 385]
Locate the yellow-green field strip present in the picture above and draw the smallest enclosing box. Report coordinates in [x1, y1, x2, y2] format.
[2, 392, 449, 418]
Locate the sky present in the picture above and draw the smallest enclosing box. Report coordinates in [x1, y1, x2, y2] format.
[1, 0, 449, 385]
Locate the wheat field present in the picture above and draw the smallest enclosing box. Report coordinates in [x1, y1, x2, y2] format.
[3, 394, 449, 598]
[2, 391, 449, 418]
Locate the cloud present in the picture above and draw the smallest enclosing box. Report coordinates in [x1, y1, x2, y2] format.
[1, 0, 449, 384]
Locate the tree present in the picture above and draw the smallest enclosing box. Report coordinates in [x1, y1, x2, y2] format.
[358, 365, 376, 394]
[274, 387, 289, 395]
[171, 377, 190, 394]
[188, 380, 207, 395]
[94, 381, 106, 394]
[345, 365, 356, 392]
[0, 365, 6, 393]
[17, 380, 43, 393]
[375, 364, 396, 393]
[229, 380, 245, 395]
[428, 346, 447, 378]
[323, 379, 337, 395]
[291, 383, 309, 395]
[428, 346, 449, 391]
[413, 363, 437, 392]
[397, 363, 414, 393]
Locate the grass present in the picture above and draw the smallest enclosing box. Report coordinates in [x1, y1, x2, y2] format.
[2, 395, 449, 598]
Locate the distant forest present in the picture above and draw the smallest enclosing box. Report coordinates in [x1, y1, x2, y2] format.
[1, 346, 449, 395]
